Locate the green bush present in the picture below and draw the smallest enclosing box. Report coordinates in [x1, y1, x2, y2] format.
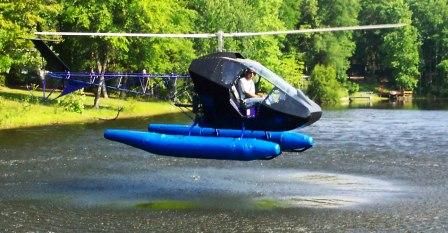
[344, 81, 359, 95]
[277, 54, 306, 89]
[57, 90, 85, 114]
[307, 64, 347, 106]
[22, 84, 40, 104]
[436, 60, 448, 96]
[0, 75, 5, 87]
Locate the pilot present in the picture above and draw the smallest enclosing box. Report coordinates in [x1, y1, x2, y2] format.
[238, 68, 265, 107]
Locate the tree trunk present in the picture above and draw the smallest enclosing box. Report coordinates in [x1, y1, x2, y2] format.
[93, 60, 105, 108]
[93, 75, 103, 109]
[120, 74, 128, 98]
[169, 78, 177, 101]
[101, 78, 109, 98]
[101, 60, 109, 98]
[149, 79, 153, 97]
[93, 45, 110, 108]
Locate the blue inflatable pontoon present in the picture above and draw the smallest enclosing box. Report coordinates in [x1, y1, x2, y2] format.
[104, 124, 314, 161]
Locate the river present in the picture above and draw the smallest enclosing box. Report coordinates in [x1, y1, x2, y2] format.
[1, 101, 447, 232]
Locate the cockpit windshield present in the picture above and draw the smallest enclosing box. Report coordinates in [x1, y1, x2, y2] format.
[224, 57, 319, 118]
[225, 58, 298, 97]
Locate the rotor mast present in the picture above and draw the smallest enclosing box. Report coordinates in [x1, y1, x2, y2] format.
[216, 30, 224, 52]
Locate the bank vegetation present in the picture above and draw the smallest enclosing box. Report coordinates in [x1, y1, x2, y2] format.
[0, 87, 178, 129]
[1, 0, 448, 106]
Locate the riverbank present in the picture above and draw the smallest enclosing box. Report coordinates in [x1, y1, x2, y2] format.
[0, 87, 181, 129]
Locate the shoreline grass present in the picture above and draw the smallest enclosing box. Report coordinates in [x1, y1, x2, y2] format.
[0, 87, 181, 129]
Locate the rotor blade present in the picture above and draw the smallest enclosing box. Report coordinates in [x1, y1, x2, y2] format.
[34, 24, 405, 39]
[34, 31, 216, 38]
[224, 24, 406, 37]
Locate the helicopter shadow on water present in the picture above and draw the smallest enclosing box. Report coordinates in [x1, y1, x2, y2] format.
[19, 166, 408, 210]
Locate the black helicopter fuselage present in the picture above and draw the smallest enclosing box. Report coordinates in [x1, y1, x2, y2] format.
[189, 52, 322, 131]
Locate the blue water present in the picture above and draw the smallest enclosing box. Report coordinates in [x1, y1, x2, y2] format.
[1, 103, 448, 232]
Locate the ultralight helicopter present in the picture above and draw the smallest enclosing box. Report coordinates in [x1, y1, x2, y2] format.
[32, 24, 404, 161]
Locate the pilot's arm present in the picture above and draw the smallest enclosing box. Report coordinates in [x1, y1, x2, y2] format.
[245, 91, 260, 98]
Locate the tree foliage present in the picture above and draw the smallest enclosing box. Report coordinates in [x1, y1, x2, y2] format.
[297, 0, 360, 79]
[308, 64, 347, 105]
[56, 0, 197, 106]
[0, 0, 61, 81]
[407, 0, 448, 94]
[357, 0, 420, 90]
[435, 59, 448, 96]
[1, 0, 448, 105]
[125, 0, 197, 73]
[190, 0, 306, 88]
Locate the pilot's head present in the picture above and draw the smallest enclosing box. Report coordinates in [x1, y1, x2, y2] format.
[244, 69, 255, 79]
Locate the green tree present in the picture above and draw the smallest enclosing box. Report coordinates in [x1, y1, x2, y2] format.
[58, 0, 132, 107]
[289, 0, 360, 96]
[190, 0, 306, 88]
[407, 0, 448, 94]
[57, 0, 197, 106]
[382, 26, 420, 90]
[124, 0, 197, 100]
[307, 64, 347, 105]
[357, 0, 420, 90]
[0, 0, 61, 84]
[278, 54, 305, 89]
[279, 0, 302, 30]
[296, 0, 360, 81]
[125, 0, 197, 73]
[435, 59, 448, 96]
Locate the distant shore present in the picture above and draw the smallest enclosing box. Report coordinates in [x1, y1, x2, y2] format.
[0, 87, 181, 130]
